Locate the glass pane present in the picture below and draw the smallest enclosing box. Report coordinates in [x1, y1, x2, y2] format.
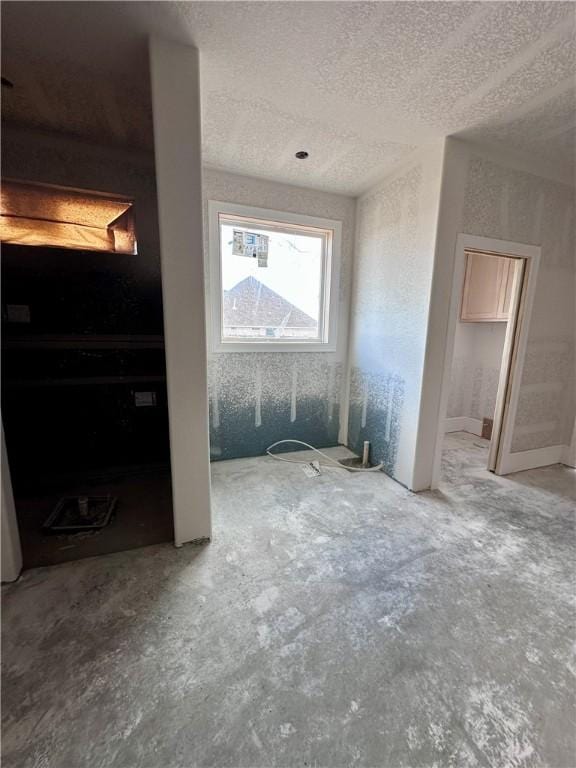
[220, 221, 324, 341]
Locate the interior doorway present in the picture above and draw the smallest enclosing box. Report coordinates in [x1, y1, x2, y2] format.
[432, 234, 541, 487]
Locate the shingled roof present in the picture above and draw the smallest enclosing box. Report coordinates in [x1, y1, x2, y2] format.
[223, 276, 316, 329]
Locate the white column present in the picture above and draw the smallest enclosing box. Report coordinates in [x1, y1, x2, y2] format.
[149, 38, 212, 545]
[2, 421, 22, 582]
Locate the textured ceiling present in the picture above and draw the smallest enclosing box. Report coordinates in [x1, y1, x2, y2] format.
[2, 1, 575, 195]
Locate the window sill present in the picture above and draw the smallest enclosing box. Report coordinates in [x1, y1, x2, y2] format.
[211, 340, 337, 353]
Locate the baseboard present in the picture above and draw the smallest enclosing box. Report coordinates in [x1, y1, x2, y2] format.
[445, 417, 483, 436]
[562, 443, 576, 468]
[499, 445, 566, 474]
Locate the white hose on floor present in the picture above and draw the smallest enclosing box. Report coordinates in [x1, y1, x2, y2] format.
[265, 439, 383, 472]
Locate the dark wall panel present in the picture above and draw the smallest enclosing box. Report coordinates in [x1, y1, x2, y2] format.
[2, 243, 170, 493]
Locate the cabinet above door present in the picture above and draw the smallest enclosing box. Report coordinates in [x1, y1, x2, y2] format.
[460, 251, 514, 322]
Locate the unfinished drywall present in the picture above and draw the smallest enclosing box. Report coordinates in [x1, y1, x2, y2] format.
[346, 143, 445, 488]
[417, 137, 575, 489]
[202, 169, 355, 460]
[460, 153, 575, 452]
[447, 322, 507, 425]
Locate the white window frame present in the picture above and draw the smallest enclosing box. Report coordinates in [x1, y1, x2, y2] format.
[208, 200, 341, 353]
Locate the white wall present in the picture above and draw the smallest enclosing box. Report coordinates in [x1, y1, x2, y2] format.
[346, 142, 445, 489]
[460, 151, 575, 453]
[150, 39, 212, 545]
[202, 168, 356, 460]
[447, 322, 507, 423]
[417, 137, 575, 487]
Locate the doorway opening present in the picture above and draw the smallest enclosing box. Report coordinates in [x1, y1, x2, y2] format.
[1, 180, 174, 569]
[432, 234, 541, 487]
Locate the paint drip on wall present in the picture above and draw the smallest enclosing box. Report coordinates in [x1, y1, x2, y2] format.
[348, 367, 404, 475]
[208, 354, 342, 460]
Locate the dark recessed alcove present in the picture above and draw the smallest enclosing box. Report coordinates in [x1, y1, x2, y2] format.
[2, 242, 174, 567]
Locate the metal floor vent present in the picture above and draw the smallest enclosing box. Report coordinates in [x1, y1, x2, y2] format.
[43, 496, 117, 533]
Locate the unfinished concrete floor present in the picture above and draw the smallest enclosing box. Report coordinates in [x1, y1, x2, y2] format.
[2, 433, 575, 767]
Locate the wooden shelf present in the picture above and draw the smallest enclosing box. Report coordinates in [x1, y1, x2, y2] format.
[4, 375, 166, 388]
[3, 334, 165, 350]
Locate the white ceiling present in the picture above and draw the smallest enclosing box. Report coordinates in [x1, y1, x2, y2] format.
[2, 1, 575, 195]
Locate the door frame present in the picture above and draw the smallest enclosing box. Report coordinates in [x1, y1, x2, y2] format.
[431, 233, 541, 487]
[1, 418, 23, 582]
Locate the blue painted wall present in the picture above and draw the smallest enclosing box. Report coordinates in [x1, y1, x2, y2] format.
[347, 368, 404, 476]
[209, 354, 342, 460]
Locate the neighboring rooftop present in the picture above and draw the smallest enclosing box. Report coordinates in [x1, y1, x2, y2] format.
[223, 276, 316, 330]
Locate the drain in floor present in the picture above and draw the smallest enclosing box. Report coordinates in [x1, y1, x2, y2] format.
[43, 496, 117, 532]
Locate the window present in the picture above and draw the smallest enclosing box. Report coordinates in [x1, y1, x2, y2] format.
[208, 201, 341, 352]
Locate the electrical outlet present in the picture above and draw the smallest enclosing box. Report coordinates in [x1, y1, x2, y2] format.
[134, 391, 156, 407]
[6, 304, 31, 323]
[482, 418, 493, 440]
